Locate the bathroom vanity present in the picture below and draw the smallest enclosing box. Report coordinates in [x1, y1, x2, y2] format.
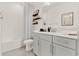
[33, 31, 78, 56]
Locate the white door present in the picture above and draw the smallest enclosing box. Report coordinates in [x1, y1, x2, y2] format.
[40, 40, 53, 56]
[53, 44, 76, 56]
[33, 33, 40, 55]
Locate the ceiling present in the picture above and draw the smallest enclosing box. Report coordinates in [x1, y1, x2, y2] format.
[29, 2, 54, 8]
[28, 2, 62, 12]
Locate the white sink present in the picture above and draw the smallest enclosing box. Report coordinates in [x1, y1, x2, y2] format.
[67, 33, 77, 36]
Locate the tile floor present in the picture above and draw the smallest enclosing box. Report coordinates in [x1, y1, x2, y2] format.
[2, 47, 35, 56]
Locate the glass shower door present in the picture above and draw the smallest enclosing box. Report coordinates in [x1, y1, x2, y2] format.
[0, 15, 2, 56]
[0, 13, 3, 56]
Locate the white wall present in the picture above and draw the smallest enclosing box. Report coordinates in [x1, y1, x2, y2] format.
[0, 3, 24, 42]
[33, 2, 79, 32]
[43, 2, 79, 32]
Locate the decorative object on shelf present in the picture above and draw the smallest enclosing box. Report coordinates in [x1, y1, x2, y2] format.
[61, 12, 73, 26]
[33, 16, 41, 21]
[32, 9, 39, 17]
[48, 27, 51, 32]
[32, 9, 41, 25]
[43, 22, 46, 25]
[40, 28, 46, 32]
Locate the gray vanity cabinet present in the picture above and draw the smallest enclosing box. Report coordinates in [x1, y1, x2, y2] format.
[33, 33, 53, 56]
[53, 44, 76, 56]
[53, 36, 77, 56]
[33, 33, 41, 55]
[40, 39, 53, 56]
[39, 34, 53, 56]
[33, 32, 77, 56]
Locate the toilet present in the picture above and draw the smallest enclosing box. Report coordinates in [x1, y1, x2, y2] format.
[24, 39, 33, 51]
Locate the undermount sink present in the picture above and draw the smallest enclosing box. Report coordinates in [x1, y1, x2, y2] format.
[59, 31, 77, 36]
[67, 34, 77, 36]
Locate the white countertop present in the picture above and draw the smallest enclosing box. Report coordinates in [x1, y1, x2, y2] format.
[33, 31, 78, 39]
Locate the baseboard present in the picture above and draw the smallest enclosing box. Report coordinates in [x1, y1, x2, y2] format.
[2, 39, 23, 53]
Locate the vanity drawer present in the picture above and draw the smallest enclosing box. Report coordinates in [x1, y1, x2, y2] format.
[53, 36, 76, 49]
[39, 34, 53, 42]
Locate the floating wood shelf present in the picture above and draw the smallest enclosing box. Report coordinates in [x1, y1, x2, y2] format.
[33, 17, 41, 21]
[32, 13, 38, 17]
[32, 9, 41, 25]
[32, 21, 38, 25]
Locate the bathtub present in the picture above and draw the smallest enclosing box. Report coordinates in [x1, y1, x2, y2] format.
[2, 39, 23, 53]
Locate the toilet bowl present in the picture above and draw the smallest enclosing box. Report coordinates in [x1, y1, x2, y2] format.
[24, 39, 33, 51]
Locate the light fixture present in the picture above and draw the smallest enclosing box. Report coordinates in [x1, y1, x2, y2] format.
[43, 2, 50, 6]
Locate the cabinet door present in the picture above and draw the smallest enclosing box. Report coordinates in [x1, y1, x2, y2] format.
[40, 34, 53, 42]
[53, 44, 76, 56]
[53, 36, 76, 49]
[33, 33, 40, 55]
[40, 40, 53, 56]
